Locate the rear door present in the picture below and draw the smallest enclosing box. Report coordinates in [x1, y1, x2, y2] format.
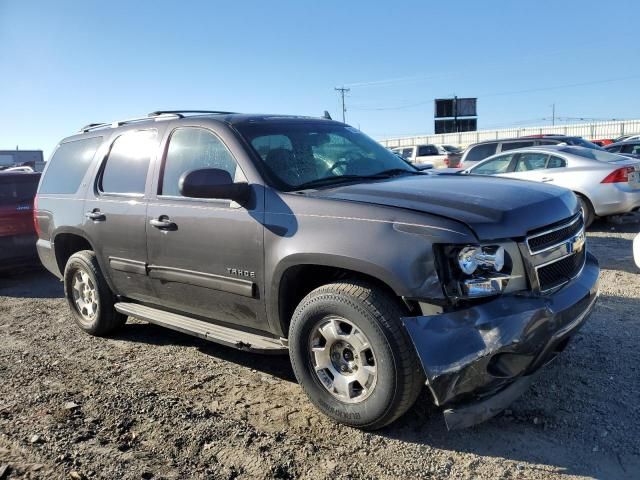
[82, 129, 160, 302]
[145, 125, 267, 331]
[501, 151, 550, 182]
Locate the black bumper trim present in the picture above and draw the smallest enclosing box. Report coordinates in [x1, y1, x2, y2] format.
[443, 372, 538, 430]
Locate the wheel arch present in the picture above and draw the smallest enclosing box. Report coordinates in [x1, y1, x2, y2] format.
[270, 254, 412, 338]
[572, 191, 596, 221]
[52, 229, 116, 292]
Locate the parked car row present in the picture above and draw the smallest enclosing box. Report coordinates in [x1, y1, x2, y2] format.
[391, 134, 606, 170]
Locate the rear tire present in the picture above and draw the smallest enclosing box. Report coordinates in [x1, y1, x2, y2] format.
[577, 194, 595, 228]
[288, 280, 424, 430]
[63, 250, 126, 336]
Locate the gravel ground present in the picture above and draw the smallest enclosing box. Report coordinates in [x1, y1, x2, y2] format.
[1, 221, 639, 480]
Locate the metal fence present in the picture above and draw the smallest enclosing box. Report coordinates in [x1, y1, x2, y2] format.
[379, 119, 640, 148]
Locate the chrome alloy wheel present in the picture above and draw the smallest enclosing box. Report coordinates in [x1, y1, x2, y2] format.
[309, 316, 377, 403]
[71, 269, 98, 323]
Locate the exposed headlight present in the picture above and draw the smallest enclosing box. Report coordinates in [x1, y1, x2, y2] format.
[436, 244, 516, 300]
[457, 245, 505, 274]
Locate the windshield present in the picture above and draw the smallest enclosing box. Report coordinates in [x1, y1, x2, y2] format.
[236, 122, 417, 190]
[559, 146, 629, 162]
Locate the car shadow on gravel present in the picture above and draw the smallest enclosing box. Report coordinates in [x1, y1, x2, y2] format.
[113, 322, 297, 383]
[376, 384, 629, 479]
[374, 292, 640, 479]
[0, 268, 63, 299]
[589, 218, 640, 235]
[588, 235, 637, 274]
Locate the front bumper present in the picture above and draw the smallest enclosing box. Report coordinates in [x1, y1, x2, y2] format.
[401, 252, 599, 429]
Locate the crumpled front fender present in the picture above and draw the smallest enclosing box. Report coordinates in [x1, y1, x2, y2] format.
[402, 252, 599, 407]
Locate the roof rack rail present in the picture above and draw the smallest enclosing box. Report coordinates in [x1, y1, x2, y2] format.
[78, 113, 180, 133]
[147, 110, 236, 117]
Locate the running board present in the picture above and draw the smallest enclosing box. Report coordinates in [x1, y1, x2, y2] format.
[114, 302, 287, 354]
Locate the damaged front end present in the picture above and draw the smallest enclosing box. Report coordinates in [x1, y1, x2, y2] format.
[402, 252, 599, 430]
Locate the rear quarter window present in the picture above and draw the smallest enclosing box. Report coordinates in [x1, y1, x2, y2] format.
[500, 141, 535, 152]
[465, 143, 497, 162]
[39, 137, 103, 194]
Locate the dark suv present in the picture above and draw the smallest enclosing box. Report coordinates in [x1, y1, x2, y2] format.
[35, 111, 599, 430]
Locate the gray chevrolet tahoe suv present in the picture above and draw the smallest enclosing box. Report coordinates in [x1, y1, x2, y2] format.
[35, 111, 599, 430]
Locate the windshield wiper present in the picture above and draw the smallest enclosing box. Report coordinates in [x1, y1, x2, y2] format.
[295, 169, 425, 190]
[294, 175, 381, 190]
[293, 169, 423, 191]
[373, 168, 424, 177]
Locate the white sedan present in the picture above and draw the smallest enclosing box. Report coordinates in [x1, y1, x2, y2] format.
[463, 145, 640, 226]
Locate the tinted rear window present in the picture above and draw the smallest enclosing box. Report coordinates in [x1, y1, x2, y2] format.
[465, 143, 497, 162]
[39, 137, 103, 194]
[0, 175, 40, 205]
[500, 141, 535, 152]
[417, 145, 437, 156]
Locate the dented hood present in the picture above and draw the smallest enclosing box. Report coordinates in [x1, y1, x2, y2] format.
[308, 175, 578, 240]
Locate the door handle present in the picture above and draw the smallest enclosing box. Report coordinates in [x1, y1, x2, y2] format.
[150, 216, 177, 231]
[541, 177, 554, 182]
[85, 210, 106, 221]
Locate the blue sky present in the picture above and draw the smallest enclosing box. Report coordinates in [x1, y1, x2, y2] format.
[1, 0, 639, 158]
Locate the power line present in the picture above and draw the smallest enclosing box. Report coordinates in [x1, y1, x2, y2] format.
[348, 74, 640, 112]
[335, 86, 350, 123]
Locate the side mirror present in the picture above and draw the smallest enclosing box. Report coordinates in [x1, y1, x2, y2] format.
[179, 168, 250, 203]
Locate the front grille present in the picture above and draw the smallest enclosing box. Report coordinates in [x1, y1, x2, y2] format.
[527, 214, 583, 253]
[537, 248, 586, 291]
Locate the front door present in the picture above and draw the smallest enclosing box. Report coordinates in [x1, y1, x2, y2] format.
[146, 126, 267, 331]
[83, 129, 159, 303]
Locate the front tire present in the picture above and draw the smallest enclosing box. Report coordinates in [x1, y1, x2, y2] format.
[63, 250, 126, 336]
[289, 280, 424, 430]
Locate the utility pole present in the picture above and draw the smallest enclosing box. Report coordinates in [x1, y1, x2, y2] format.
[453, 95, 458, 133]
[551, 103, 556, 126]
[335, 86, 350, 123]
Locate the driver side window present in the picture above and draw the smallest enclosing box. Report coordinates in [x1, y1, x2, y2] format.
[161, 127, 239, 197]
[472, 154, 514, 175]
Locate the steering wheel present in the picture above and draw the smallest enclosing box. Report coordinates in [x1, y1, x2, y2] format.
[325, 159, 349, 175]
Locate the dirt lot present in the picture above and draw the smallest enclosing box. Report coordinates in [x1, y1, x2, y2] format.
[1, 221, 639, 480]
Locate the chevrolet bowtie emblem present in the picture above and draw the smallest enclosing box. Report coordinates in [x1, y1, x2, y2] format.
[568, 231, 586, 254]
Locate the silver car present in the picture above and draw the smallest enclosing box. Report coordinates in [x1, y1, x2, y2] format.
[463, 145, 640, 226]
